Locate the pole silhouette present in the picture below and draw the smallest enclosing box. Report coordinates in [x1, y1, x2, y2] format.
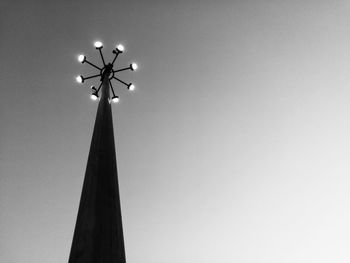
[69, 41, 137, 263]
[69, 71, 126, 263]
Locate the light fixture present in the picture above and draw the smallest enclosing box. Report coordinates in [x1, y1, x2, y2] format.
[91, 92, 99, 100]
[128, 84, 135, 91]
[112, 95, 119, 103]
[130, 63, 138, 71]
[116, 44, 125, 52]
[78, 54, 86, 63]
[76, 41, 137, 103]
[94, 41, 103, 49]
[76, 75, 83, 83]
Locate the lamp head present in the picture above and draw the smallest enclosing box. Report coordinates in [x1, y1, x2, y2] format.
[90, 91, 99, 100]
[128, 83, 135, 91]
[116, 44, 125, 53]
[130, 63, 138, 71]
[112, 95, 119, 103]
[94, 41, 103, 49]
[78, 54, 86, 63]
[76, 75, 84, 83]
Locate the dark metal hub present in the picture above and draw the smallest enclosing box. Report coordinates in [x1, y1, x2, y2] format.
[100, 63, 113, 80]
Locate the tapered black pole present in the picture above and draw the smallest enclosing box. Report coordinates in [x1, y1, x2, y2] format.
[68, 70, 126, 263]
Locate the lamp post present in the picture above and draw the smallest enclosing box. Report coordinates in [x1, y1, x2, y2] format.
[69, 41, 137, 263]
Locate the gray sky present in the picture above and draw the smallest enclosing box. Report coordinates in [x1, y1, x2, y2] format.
[2, 0, 350, 262]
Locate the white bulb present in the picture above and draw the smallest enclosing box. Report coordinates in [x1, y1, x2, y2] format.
[128, 84, 135, 91]
[131, 63, 138, 70]
[76, 75, 83, 83]
[91, 94, 98, 100]
[78, 54, 85, 63]
[94, 41, 103, 48]
[112, 96, 119, 103]
[116, 44, 125, 52]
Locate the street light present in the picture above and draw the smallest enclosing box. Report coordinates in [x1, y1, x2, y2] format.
[130, 63, 138, 71]
[78, 54, 86, 63]
[91, 92, 99, 100]
[128, 84, 135, 91]
[76, 41, 138, 102]
[70, 40, 137, 263]
[94, 41, 103, 49]
[116, 44, 125, 53]
[76, 75, 83, 83]
[112, 95, 119, 103]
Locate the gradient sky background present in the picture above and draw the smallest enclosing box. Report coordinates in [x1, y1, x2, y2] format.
[2, 0, 350, 262]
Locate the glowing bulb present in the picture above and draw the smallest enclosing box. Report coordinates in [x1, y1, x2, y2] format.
[94, 41, 103, 48]
[112, 96, 119, 103]
[76, 75, 83, 83]
[131, 63, 138, 71]
[116, 44, 125, 52]
[128, 84, 135, 91]
[78, 54, 85, 63]
[91, 93, 98, 100]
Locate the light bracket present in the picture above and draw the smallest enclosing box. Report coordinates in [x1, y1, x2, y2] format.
[76, 41, 137, 103]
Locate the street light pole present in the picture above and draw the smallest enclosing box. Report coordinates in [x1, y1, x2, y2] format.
[69, 41, 137, 263]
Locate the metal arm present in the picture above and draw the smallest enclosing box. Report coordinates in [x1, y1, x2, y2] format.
[95, 82, 103, 93]
[109, 79, 117, 97]
[84, 73, 101, 81]
[113, 76, 129, 87]
[111, 51, 121, 65]
[85, 59, 101, 70]
[113, 66, 131, 73]
[98, 49, 106, 66]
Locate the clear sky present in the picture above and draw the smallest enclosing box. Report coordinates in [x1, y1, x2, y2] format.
[2, 0, 350, 262]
